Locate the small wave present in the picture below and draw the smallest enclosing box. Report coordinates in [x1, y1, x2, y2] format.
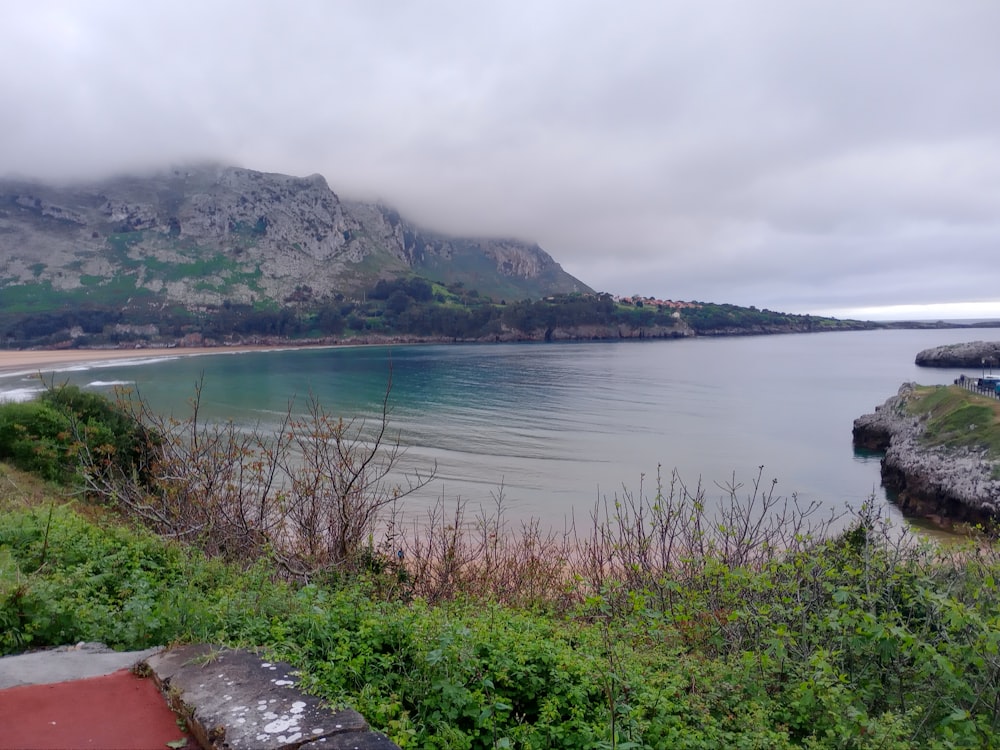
[0, 386, 44, 403]
[0, 355, 182, 381]
[87, 380, 134, 388]
[66, 356, 182, 372]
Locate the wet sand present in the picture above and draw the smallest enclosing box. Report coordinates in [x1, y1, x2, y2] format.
[0, 345, 307, 376]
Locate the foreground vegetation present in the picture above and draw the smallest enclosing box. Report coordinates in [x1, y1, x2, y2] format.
[2, 385, 1000, 748]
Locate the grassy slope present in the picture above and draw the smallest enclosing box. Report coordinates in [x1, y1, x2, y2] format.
[907, 385, 1000, 457]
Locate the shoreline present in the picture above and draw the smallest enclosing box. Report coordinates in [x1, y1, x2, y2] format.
[2, 321, 991, 379]
[0, 344, 328, 378]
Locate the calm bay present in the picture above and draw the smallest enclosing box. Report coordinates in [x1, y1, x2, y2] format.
[2, 328, 993, 530]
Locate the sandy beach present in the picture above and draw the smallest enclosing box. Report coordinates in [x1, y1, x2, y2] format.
[0, 345, 303, 377]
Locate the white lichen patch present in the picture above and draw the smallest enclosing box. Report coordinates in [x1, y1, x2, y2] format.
[263, 716, 300, 734]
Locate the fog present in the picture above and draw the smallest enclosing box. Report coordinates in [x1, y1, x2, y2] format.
[3, 1, 999, 318]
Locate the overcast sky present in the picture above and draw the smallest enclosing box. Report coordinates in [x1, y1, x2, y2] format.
[3, 1, 999, 319]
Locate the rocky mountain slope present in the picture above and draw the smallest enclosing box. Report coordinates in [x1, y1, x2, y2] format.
[0, 165, 590, 313]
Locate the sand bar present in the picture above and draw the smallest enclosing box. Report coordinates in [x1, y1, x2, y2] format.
[0, 345, 310, 377]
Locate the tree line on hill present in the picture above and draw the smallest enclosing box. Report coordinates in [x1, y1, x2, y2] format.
[0, 275, 868, 348]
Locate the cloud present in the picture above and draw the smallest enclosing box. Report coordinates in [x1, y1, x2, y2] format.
[3, 0, 1000, 317]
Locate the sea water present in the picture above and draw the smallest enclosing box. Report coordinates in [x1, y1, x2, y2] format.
[0, 328, 989, 529]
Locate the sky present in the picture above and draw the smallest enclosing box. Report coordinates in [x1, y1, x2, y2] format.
[2, 1, 999, 320]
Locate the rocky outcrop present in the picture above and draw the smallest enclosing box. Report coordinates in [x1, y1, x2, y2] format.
[915, 340, 1000, 367]
[853, 383, 1000, 526]
[485, 320, 694, 343]
[0, 165, 591, 310]
[551, 322, 693, 341]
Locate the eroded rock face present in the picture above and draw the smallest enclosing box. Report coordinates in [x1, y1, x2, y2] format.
[915, 340, 1000, 368]
[853, 383, 1000, 525]
[0, 165, 590, 309]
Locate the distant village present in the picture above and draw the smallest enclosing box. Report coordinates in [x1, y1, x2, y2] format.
[614, 295, 702, 310]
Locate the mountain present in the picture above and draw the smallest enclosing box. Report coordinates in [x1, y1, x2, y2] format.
[0, 164, 591, 316]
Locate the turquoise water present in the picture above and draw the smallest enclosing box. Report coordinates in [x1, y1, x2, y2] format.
[0, 329, 988, 527]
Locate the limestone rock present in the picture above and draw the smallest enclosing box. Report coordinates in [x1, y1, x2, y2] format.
[0, 164, 591, 311]
[852, 383, 1000, 525]
[915, 340, 1000, 368]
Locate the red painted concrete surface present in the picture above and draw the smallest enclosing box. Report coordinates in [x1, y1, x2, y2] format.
[0, 669, 195, 750]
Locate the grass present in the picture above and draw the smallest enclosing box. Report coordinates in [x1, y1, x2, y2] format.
[0, 279, 150, 313]
[907, 385, 1000, 457]
[0, 281, 65, 312]
[106, 232, 145, 268]
[0, 234, 267, 316]
[110, 232, 265, 288]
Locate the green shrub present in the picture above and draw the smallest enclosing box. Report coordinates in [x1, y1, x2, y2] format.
[0, 384, 156, 486]
[0, 401, 76, 481]
[40, 383, 155, 479]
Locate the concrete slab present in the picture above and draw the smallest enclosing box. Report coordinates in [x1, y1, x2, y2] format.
[0, 641, 163, 688]
[146, 643, 400, 750]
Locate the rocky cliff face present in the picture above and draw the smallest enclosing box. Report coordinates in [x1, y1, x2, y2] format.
[915, 340, 1000, 368]
[0, 165, 591, 310]
[491, 321, 694, 343]
[853, 383, 1000, 526]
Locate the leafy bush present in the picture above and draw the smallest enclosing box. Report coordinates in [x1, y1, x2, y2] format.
[41, 383, 154, 475]
[0, 383, 155, 485]
[0, 401, 75, 481]
[0, 500, 298, 653]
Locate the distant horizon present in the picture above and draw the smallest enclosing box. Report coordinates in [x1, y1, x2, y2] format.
[608, 297, 1000, 325]
[805, 302, 1000, 324]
